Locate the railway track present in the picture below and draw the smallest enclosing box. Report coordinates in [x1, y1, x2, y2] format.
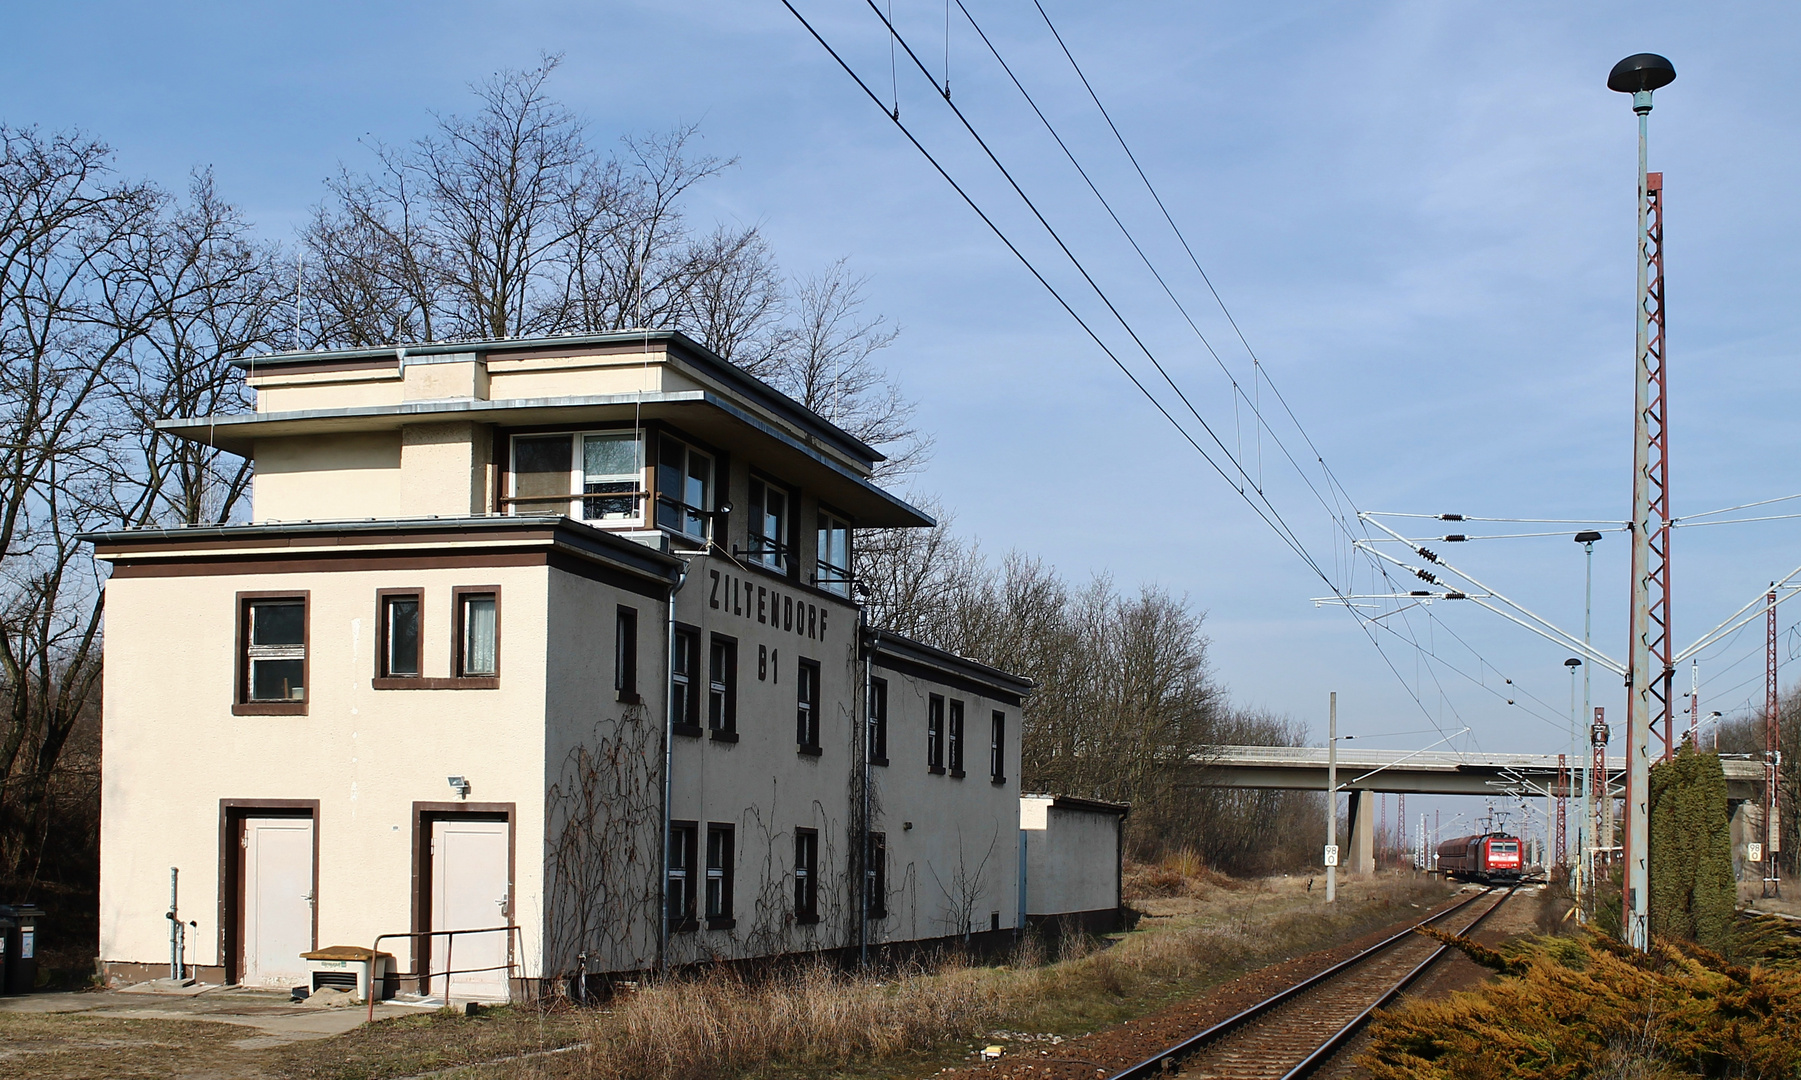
[1104, 886, 1516, 1080]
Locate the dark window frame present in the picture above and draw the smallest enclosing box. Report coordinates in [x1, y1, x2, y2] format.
[375, 588, 424, 682]
[990, 710, 1007, 784]
[655, 433, 714, 540]
[708, 633, 739, 740]
[948, 699, 966, 777]
[235, 591, 310, 715]
[868, 677, 889, 766]
[671, 625, 702, 736]
[668, 821, 698, 932]
[705, 823, 735, 928]
[747, 473, 794, 575]
[794, 827, 819, 923]
[615, 605, 639, 702]
[814, 506, 853, 595]
[502, 427, 649, 524]
[796, 657, 821, 754]
[927, 694, 945, 774]
[451, 586, 502, 686]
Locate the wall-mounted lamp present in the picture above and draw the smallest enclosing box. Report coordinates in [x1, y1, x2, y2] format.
[448, 776, 471, 799]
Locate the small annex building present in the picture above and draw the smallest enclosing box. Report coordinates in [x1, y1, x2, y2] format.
[88, 331, 1031, 997]
[1019, 794, 1129, 934]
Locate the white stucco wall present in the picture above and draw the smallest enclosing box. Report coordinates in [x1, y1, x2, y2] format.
[99, 562, 551, 980]
[1022, 798, 1123, 916]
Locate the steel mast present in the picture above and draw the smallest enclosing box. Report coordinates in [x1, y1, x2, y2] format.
[1608, 51, 1675, 952]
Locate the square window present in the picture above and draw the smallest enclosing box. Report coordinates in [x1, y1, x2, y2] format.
[583, 433, 643, 521]
[240, 596, 307, 709]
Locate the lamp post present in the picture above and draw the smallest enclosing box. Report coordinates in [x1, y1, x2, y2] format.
[1327, 692, 1338, 903]
[1609, 51, 1676, 952]
[1575, 530, 1603, 909]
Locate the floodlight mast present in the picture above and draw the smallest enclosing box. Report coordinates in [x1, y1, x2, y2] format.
[1610, 51, 1676, 953]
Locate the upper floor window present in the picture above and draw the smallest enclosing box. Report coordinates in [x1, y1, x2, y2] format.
[656, 436, 712, 538]
[990, 711, 1007, 784]
[816, 510, 852, 595]
[615, 606, 638, 701]
[927, 694, 945, 774]
[456, 589, 498, 678]
[240, 595, 307, 709]
[796, 658, 820, 753]
[709, 635, 737, 737]
[948, 699, 966, 777]
[509, 431, 645, 525]
[747, 476, 789, 572]
[672, 627, 700, 733]
[868, 677, 889, 764]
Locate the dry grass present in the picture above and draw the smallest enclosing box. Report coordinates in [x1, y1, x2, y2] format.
[1121, 849, 1241, 900]
[552, 873, 1448, 1080]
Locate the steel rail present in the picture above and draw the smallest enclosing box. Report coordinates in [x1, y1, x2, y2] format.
[1279, 886, 1515, 1079]
[1101, 887, 1500, 1080]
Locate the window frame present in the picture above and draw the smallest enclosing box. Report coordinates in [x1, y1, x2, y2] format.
[451, 586, 502, 685]
[705, 823, 735, 928]
[668, 821, 698, 933]
[671, 626, 702, 736]
[795, 657, 821, 755]
[867, 677, 889, 766]
[235, 591, 310, 715]
[990, 711, 1007, 784]
[815, 507, 853, 596]
[948, 699, 966, 778]
[504, 428, 648, 525]
[615, 605, 639, 702]
[375, 588, 424, 682]
[747, 474, 793, 574]
[865, 831, 887, 919]
[794, 827, 819, 924]
[708, 633, 738, 741]
[655, 434, 714, 540]
[926, 694, 945, 774]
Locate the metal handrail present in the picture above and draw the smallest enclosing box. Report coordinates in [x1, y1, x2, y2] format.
[366, 924, 526, 1023]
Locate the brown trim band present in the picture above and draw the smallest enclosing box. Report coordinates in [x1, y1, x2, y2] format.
[372, 677, 500, 691]
[110, 550, 548, 579]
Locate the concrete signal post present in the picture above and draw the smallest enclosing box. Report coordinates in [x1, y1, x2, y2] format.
[1326, 692, 1338, 903]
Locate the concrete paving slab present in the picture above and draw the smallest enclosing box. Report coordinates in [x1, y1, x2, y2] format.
[0, 987, 418, 1043]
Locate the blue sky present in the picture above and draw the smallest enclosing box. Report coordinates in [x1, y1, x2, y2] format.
[10, 2, 1801, 790]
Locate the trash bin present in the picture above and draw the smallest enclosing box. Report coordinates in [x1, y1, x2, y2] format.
[1, 905, 41, 994]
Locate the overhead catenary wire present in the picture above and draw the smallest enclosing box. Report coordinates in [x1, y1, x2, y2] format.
[781, 0, 1480, 747]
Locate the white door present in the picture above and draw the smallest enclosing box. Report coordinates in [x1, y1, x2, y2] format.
[242, 816, 315, 987]
[429, 818, 511, 1001]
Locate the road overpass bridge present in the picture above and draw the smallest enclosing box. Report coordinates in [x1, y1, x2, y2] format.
[1193, 745, 1764, 875]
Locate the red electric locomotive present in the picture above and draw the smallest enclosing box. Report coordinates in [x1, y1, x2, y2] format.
[1435, 832, 1523, 883]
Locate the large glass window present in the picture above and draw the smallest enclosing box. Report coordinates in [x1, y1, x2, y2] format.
[244, 598, 306, 702]
[656, 436, 712, 538]
[582, 433, 642, 521]
[507, 431, 644, 524]
[816, 510, 851, 595]
[748, 477, 788, 571]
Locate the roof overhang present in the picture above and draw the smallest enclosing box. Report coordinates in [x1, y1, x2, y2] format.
[158, 390, 934, 529]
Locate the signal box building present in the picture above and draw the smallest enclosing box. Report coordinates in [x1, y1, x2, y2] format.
[89, 331, 1029, 996]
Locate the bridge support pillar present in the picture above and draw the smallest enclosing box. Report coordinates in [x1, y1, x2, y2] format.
[1346, 789, 1375, 875]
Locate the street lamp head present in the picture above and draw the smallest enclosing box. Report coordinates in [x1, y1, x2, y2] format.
[1574, 530, 1604, 544]
[1565, 657, 1582, 668]
[1608, 53, 1675, 114]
